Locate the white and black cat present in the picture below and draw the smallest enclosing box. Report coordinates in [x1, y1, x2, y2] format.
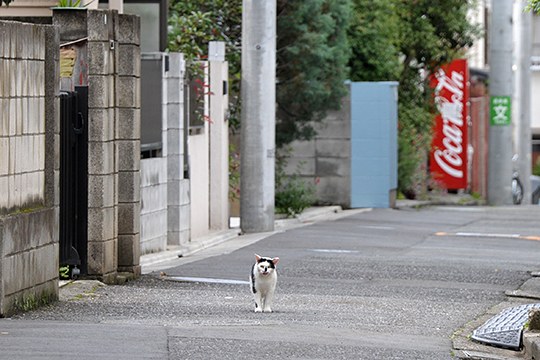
[250, 254, 279, 313]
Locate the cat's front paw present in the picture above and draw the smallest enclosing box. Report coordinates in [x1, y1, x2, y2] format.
[263, 308, 273, 313]
[254, 307, 263, 313]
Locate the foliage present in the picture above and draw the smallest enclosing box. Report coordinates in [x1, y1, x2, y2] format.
[12, 291, 55, 314]
[57, 0, 82, 6]
[275, 176, 315, 217]
[168, 0, 353, 144]
[526, 0, 540, 13]
[348, 0, 401, 81]
[229, 144, 240, 201]
[59, 266, 70, 280]
[276, 0, 353, 147]
[168, 0, 242, 127]
[275, 150, 315, 217]
[54, 0, 95, 8]
[533, 162, 540, 177]
[348, 0, 479, 197]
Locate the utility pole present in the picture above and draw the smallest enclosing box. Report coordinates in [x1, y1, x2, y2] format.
[518, 2, 532, 204]
[240, 0, 276, 232]
[488, 0, 514, 205]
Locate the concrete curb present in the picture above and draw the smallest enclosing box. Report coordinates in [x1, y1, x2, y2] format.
[523, 331, 540, 360]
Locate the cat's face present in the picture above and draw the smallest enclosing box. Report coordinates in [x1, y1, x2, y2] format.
[255, 254, 279, 276]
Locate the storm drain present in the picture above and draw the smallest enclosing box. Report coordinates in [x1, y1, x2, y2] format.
[472, 303, 540, 350]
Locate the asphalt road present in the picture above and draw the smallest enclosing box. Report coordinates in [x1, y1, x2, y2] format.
[3, 205, 540, 359]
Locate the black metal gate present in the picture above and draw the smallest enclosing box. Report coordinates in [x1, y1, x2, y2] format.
[59, 86, 88, 277]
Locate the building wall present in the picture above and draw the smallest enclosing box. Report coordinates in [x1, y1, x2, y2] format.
[0, 20, 59, 316]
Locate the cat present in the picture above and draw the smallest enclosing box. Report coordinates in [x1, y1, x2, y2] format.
[250, 254, 279, 313]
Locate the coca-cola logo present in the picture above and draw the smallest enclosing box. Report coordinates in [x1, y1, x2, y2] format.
[433, 67, 465, 179]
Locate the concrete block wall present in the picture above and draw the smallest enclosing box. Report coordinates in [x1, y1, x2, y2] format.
[0, 21, 59, 316]
[140, 158, 167, 254]
[116, 14, 141, 274]
[85, 10, 119, 282]
[139, 52, 189, 255]
[0, 21, 47, 212]
[165, 53, 190, 246]
[283, 86, 352, 207]
[54, 9, 141, 282]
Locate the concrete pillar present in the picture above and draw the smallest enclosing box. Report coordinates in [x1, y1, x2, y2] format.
[85, 10, 119, 283]
[166, 53, 191, 246]
[209, 42, 229, 230]
[116, 14, 141, 275]
[54, 9, 142, 282]
[488, 1, 514, 205]
[240, 0, 277, 233]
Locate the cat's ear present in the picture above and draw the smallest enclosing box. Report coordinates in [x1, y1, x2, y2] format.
[255, 254, 262, 262]
[272, 257, 280, 265]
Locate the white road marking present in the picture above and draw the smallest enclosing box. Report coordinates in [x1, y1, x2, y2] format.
[435, 232, 540, 241]
[310, 249, 359, 254]
[168, 276, 250, 285]
[358, 225, 394, 230]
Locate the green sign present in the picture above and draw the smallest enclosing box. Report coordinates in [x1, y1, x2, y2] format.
[490, 96, 511, 126]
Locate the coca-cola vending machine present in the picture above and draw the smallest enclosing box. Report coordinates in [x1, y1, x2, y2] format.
[429, 59, 469, 190]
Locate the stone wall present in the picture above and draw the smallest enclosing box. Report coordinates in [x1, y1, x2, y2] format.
[283, 86, 352, 207]
[0, 20, 59, 316]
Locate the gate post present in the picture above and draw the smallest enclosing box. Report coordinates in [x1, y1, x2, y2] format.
[54, 9, 142, 282]
[116, 14, 141, 275]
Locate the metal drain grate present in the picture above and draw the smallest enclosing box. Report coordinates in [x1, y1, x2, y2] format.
[472, 303, 540, 350]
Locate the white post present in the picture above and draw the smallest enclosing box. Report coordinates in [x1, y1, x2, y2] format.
[208, 42, 230, 230]
[108, 0, 123, 13]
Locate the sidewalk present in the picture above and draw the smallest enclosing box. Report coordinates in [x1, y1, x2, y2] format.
[140, 205, 364, 274]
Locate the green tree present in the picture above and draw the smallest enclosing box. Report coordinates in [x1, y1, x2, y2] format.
[276, 0, 352, 147]
[168, 0, 242, 126]
[168, 0, 352, 146]
[348, 0, 478, 197]
[348, 0, 401, 81]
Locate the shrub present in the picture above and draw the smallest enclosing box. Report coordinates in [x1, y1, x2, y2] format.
[275, 175, 315, 217]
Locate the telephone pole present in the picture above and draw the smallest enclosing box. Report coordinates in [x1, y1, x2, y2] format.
[488, 0, 514, 205]
[240, 0, 277, 232]
[518, 2, 532, 204]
